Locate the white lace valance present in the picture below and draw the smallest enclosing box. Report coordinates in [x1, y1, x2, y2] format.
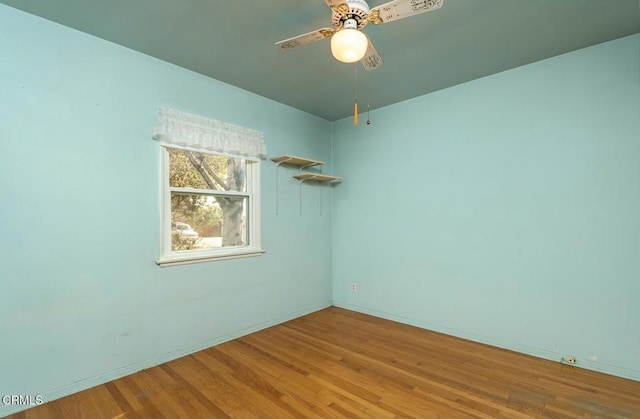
[152, 107, 267, 160]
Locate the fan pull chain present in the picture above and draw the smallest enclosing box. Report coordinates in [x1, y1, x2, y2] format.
[366, 70, 371, 125]
[354, 64, 359, 126]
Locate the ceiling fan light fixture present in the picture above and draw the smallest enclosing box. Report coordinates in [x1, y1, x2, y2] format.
[331, 20, 368, 63]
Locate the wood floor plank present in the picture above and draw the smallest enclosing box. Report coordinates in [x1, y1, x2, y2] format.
[167, 356, 252, 418]
[212, 341, 338, 418]
[279, 321, 530, 418]
[7, 307, 640, 418]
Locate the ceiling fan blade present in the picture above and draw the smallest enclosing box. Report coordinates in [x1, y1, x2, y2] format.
[361, 37, 383, 71]
[276, 28, 336, 50]
[323, 0, 346, 8]
[369, 0, 443, 25]
[323, 0, 350, 19]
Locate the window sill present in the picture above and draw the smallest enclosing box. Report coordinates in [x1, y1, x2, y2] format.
[156, 248, 265, 267]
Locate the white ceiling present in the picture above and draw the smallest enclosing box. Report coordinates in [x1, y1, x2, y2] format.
[2, 0, 639, 121]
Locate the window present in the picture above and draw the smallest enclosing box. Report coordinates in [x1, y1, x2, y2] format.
[153, 108, 266, 266]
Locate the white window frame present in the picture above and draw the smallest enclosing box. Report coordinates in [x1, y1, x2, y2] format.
[152, 108, 266, 266]
[156, 145, 264, 267]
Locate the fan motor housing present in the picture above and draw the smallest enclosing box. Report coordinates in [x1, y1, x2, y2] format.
[331, 0, 371, 29]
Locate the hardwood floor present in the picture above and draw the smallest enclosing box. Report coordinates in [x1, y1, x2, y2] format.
[8, 307, 640, 418]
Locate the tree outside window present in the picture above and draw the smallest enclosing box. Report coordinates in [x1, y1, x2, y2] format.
[159, 147, 262, 265]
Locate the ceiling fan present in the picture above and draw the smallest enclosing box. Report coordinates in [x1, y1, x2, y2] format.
[275, 0, 444, 71]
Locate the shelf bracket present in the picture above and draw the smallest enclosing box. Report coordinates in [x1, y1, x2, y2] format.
[300, 162, 320, 171]
[270, 155, 338, 216]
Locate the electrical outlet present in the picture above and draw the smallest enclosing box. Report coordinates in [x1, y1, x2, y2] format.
[562, 355, 576, 365]
[351, 282, 357, 292]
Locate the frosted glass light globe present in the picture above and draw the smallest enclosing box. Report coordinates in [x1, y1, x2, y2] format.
[331, 28, 368, 63]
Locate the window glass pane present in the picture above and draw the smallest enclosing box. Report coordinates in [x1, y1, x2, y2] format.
[168, 148, 247, 192]
[171, 193, 248, 251]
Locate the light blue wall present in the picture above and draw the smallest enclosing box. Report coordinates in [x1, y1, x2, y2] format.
[1, 5, 638, 416]
[332, 34, 640, 381]
[0, 5, 333, 415]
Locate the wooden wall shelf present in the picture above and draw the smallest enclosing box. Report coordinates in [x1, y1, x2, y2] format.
[270, 154, 342, 215]
[270, 155, 325, 168]
[293, 173, 342, 183]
